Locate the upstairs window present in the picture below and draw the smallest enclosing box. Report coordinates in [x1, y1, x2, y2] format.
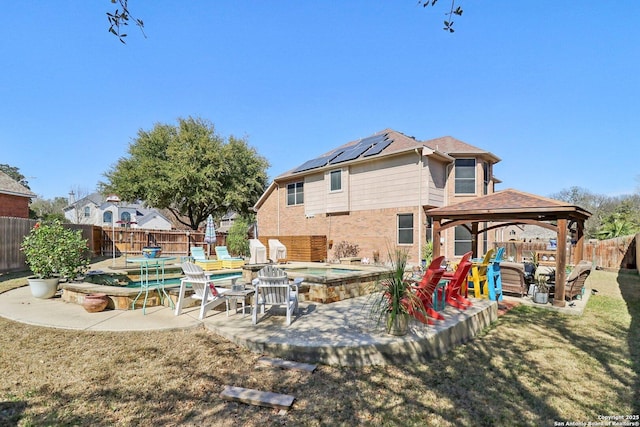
[330, 170, 342, 192]
[398, 213, 414, 245]
[287, 182, 304, 206]
[103, 211, 112, 224]
[120, 211, 131, 226]
[83, 206, 90, 217]
[455, 159, 476, 194]
[483, 162, 490, 195]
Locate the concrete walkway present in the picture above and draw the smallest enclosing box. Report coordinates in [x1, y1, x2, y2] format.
[0, 285, 585, 366]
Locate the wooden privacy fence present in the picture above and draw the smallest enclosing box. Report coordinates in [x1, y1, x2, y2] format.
[101, 227, 226, 258]
[494, 234, 638, 271]
[259, 235, 327, 262]
[0, 217, 96, 273]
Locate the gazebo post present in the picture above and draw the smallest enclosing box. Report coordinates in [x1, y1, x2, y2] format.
[471, 222, 479, 258]
[553, 219, 568, 307]
[433, 220, 442, 259]
[573, 221, 585, 265]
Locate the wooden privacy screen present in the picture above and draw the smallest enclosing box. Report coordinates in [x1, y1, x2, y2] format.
[259, 235, 327, 262]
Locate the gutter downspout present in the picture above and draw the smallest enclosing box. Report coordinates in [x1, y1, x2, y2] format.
[416, 148, 422, 264]
[276, 183, 280, 235]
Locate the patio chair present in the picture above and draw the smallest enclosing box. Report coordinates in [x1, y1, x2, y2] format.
[408, 256, 446, 325]
[487, 247, 505, 301]
[442, 251, 473, 310]
[214, 246, 245, 269]
[268, 239, 287, 263]
[175, 261, 231, 320]
[499, 261, 528, 297]
[561, 261, 592, 301]
[251, 265, 301, 326]
[249, 239, 267, 264]
[190, 246, 223, 270]
[466, 248, 495, 299]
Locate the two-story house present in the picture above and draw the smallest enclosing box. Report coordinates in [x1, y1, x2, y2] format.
[64, 192, 173, 230]
[253, 129, 500, 263]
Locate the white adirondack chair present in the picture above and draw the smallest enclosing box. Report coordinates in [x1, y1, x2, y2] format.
[251, 265, 301, 326]
[176, 262, 231, 320]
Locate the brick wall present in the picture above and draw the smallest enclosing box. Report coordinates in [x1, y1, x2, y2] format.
[257, 183, 424, 263]
[0, 194, 30, 218]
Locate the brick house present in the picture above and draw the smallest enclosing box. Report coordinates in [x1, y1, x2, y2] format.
[253, 129, 500, 263]
[0, 171, 36, 218]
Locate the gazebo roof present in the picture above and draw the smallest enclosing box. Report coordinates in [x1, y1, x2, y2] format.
[427, 189, 591, 223]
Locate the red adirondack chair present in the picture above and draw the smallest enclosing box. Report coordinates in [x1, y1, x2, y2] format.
[408, 256, 446, 325]
[443, 252, 473, 309]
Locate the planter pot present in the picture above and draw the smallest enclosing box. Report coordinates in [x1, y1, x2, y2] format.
[82, 293, 109, 313]
[142, 247, 162, 258]
[27, 277, 60, 299]
[386, 312, 409, 336]
[533, 292, 549, 304]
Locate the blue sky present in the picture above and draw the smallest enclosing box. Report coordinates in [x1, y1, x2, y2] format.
[2, 1, 639, 201]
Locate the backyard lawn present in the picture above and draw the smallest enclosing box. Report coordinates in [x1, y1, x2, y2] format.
[0, 264, 638, 426]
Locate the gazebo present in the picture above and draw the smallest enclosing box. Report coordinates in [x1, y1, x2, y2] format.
[427, 189, 591, 307]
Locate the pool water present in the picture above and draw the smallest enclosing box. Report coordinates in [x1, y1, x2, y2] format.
[125, 273, 242, 288]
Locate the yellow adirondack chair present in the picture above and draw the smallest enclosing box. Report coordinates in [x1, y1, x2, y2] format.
[467, 248, 495, 299]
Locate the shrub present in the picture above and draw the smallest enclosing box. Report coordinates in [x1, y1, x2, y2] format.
[20, 220, 90, 280]
[226, 217, 250, 257]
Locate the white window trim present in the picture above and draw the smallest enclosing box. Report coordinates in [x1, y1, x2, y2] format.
[397, 213, 414, 245]
[329, 169, 342, 192]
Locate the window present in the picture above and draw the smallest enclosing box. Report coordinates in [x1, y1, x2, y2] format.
[483, 162, 490, 195]
[287, 182, 304, 206]
[103, 211, 112, 224]
[83, 206, 90, 217]
[454, 225, 472, 256]
[120, 211, 131, 226]
[398, 214, 414, 244]
[455, 159, 476, 194]
[425, 216, 433, 242]
[330, 170, 341, 191]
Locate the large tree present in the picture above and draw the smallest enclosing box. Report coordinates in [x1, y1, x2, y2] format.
[101, 117, 269, 230]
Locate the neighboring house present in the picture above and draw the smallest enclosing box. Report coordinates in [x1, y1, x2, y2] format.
[63, 192, 173, 230]
[0, 171, 36, 218]
[217, 211, 238, 234]
[253, 129, 501, 263]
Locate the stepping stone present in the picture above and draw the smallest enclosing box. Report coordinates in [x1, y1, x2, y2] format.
[220, 386, 294, 410]
[257, 356, 317, 372]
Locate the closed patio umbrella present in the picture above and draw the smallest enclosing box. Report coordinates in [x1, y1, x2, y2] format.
[204, 214, 216, 257]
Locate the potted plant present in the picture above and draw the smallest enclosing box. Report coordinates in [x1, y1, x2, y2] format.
[533, 276, 550, 304]
[21, 220, 91, 298]
[369, 248, 426, 336]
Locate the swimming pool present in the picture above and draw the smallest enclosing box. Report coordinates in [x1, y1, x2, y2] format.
[126, 272, 241, 288]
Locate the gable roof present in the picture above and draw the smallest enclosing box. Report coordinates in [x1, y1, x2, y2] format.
[64, 192, 103, 210]
[0, 171, 36, 198]
[427, 188, 591, 222]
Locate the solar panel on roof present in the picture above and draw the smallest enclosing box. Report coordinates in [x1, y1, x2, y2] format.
[291, 150, 346, 173]
[359, 134, 386, 146]
[363, 138, 392, 157]
[292, 157, 329, 173]
[329, 143, 372, 164]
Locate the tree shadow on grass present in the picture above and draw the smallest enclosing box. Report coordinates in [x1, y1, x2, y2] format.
[617, 270, 640, 416]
